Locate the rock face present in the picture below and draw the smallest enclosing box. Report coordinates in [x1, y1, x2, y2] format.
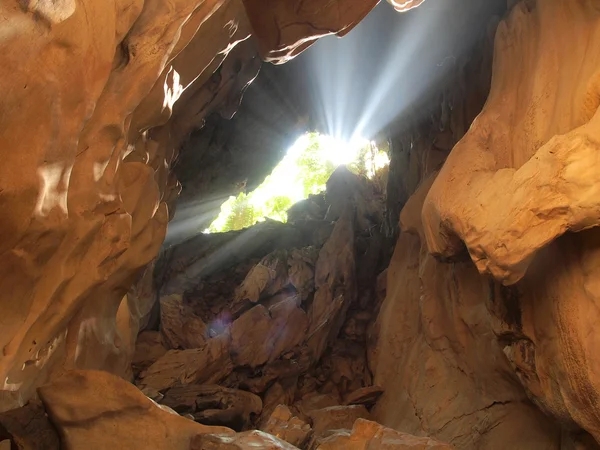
[138, 168, 389, 430]
[420, 0, 600, 442]
[0, 0, 381, 411]
[37, 370, 233, 450]
[241, 0, 379, 63]
[317, 419, 453, 450]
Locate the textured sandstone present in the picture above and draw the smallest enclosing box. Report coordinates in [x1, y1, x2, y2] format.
[240, 0, 379, 63]
[0, 401, 60, 450]
[372, 176, 561, 448]
[316, 419, 452, 450]
[37, 370, 233, 450]
[260, 405, 312, 448]
[137, 333, 233, 392]
[423, 0, 600, 285]
[162, 384, 262, 430]
[160, 294, 208, 349]
[420, 0, 600, 441]
[191, 430, 300, 449]
[308, 405, 371, 437]
[0, 0, 252, 411]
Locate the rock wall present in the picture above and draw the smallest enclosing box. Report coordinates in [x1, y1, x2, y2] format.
[421, 0, 600, 442]
[0, 0, 376, 411]
[373, 0, 600, 447]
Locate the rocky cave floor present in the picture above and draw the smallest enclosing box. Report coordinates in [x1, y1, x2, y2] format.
[0, 167, 450, 449]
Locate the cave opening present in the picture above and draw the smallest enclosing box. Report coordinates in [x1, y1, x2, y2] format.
[205, 131, 390, 233]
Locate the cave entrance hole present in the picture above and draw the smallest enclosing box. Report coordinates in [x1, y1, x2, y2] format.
[205, 131, 390, 233]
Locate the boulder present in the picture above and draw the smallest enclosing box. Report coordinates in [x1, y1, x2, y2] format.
[260, 405, 312, 448]
[162, 385, 262, 431]
[316, 419, 453, 449]
[160, 294, 208, 349]
[37, 370, 233, 450]
[137, 333, 233, 392]
[344, 386, 384, 407]
[191, 430, 300, 449]
[132, 331, 167, 376]
[0, 401, 59, 450]
[308, 405, 370, 437]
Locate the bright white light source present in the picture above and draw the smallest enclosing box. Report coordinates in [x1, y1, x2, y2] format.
[320, 134, 369, 166]
[205, 132, 389, 233]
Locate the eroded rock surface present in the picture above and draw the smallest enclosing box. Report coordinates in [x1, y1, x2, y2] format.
[37, 370, 233, 450]
[0, 0, 382, 411]
[420, 0, 600, 442]
[316, 418, 452, 450]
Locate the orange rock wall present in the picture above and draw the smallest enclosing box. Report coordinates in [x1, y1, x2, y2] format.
[374, 0, 600, 446]
[0, 0, 377, 411]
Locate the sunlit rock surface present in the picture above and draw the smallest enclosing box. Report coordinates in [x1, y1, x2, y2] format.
[5, 0, 600, 448]
[422, 0, 600, 441]
[0, 0, 380, 411]
[37, 370, 233, 450]
[241, 0, 379, 63]
[137, 169, 390, 435]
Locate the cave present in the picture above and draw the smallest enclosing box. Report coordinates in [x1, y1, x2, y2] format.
[1, 0, 600, 448]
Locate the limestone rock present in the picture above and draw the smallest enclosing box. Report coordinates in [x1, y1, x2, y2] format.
[294, 394, 340, 421]
[261, 381, 297, 422]
[137, 334, 233, 392]
[230, 301, 308, 368]
[287, 247, 318, 301]
[0, 401, 59, 450]
[344, 386, 384, 407]
[37, 370, 233, 450]
[132, 331, 167, 376]
[308, 405, 371, 437]
[160, 294, 208, 349]
[191, 430, 300, 449]
[372, 178, 561, 448]
[307, 207, 356, 360]
[260, 405, 312, 448]
[0, 0, 256, 410]
[419, 0, 600, 441]
[241, 0, 378, 63]
[234, 250, 289, 304]
[316, 419, 453, 449]
[386, 0, 426, 12]
[161, 385, 262, 431]
[230, 305, 275, 367]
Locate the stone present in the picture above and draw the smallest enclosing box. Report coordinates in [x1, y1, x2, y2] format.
[307, 207, 356, 360]
[161, 385, 262, 431]
[230, 305, 275, 368]
[230, 300, 308, 368]
[308, 405, 370, 437]
[287, 247, 318, 301]
[417, 0, 600, 442]
[241, 0, 378, 63]
[132, 331, 167, 376]
[371, 177, 561, 448]
[294, 394, 340, 421]
[160, 294, 208, 349]
[316, 418, 453, 449]
[234, 250, 289, 304]
[37, 370, 233, 450]
[191, 430, 300, 449]
[137, 333, 233, 392]
[260, 405, 312, 448]
[261, 381, 297, 422]
[0, 401, 60, 450]
[0, 0, 256, 411]
[344, 386, 384, 407]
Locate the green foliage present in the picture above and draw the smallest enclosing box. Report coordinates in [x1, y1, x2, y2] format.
[266, 196, 294, 222]
[295, 133, 337, 197]
[207, 132, 390, 234]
